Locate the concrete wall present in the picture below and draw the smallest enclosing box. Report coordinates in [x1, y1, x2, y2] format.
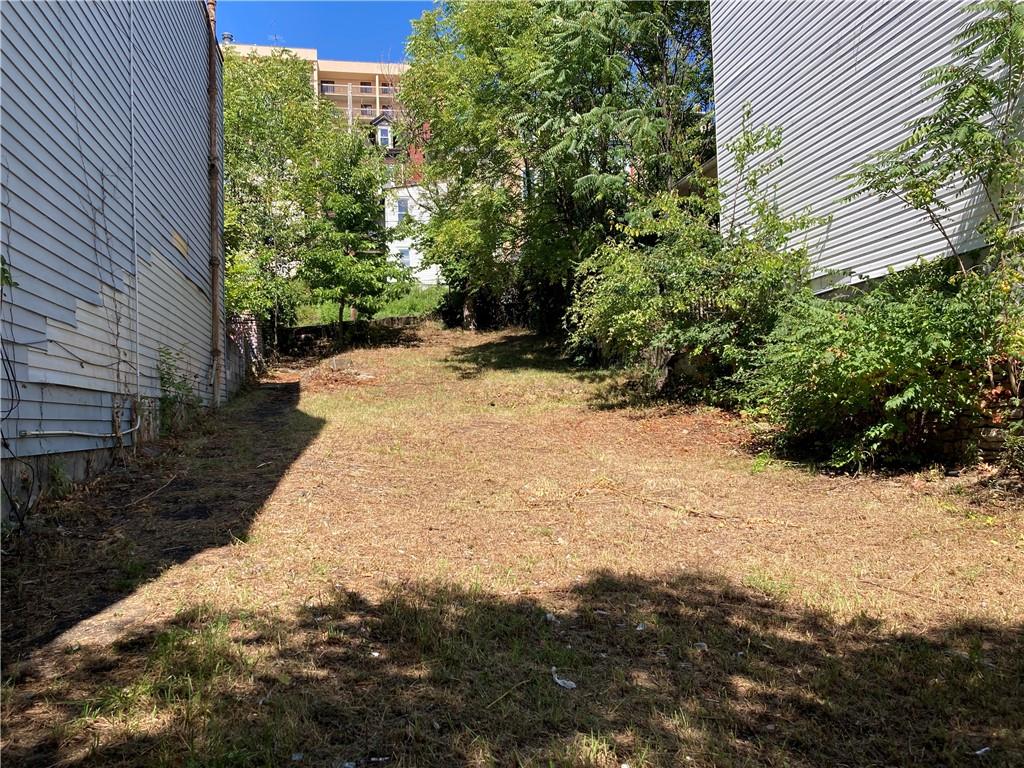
[1, 1, 225, 509]
[711, 0, 987, 288]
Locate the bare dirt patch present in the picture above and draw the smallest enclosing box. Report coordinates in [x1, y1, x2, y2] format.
[3, 324, 1022, 767]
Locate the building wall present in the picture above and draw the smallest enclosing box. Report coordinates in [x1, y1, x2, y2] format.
[384, 184, 440, 286]
[1, 1, 224, 483]
[711, 0, 987, 287]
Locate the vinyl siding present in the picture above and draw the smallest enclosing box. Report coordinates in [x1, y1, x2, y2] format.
[1, 0, 222, 460]
[384, 184, 441, 285]
[710, 0, 987, 287]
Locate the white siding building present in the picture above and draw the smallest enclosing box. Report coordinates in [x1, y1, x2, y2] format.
[384, 183, 440, 285]
[711, 0, 987, 288]
[1, 0, 227, 507]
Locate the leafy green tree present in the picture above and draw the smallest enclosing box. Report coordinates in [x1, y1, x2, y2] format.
[223, 48, 400, 337]
[400, 0, 713, 329]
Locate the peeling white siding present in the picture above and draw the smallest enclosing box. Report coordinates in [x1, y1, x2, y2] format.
[711, 0, 986, 287]
[1, 0, 222, 463]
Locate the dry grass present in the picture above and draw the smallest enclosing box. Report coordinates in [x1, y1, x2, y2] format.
[3, 324, 1022, 767]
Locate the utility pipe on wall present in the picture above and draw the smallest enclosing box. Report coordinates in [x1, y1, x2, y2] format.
[206, 0, 223, 407]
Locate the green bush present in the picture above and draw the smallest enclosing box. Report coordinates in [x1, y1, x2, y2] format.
[373, 284, 447, 319]
[569, 107, 816, 401]
[294, 301, 341, 326]
[745, 260, 1000, 468]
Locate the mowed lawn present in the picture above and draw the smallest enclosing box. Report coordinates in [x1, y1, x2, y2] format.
[3, 325, 1022, 767]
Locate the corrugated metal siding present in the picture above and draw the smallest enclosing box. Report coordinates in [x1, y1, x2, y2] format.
[1, 0, 221, 460]
[710, 0, 987, 286]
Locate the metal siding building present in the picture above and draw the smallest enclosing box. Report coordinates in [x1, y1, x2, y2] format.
[710, 0, 987, 287]
[1, 1, 223, 493]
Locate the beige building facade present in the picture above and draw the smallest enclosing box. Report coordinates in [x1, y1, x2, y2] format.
[227, 43, 408, 128]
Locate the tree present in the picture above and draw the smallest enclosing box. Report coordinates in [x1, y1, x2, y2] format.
[223, 49, 400, 338]
[400, 0, 714, 330]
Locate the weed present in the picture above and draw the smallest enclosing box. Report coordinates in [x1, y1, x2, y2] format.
[743, 568, 795, 602]
[749, 451, 775, 474]
[47, 460, 73, 499]
[157, 345, 202, 434]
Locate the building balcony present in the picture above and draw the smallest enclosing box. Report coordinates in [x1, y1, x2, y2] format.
[319, 83, 399, 98]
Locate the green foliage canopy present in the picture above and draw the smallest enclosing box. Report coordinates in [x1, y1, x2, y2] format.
[223, 49, 402, 324]
[400, 0, 714, 324]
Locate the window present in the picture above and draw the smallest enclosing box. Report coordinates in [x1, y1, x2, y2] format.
[377, 126, 391, 148]
[320, 80, 335, 95]
[397, 197, 409, 222]
[381, 105, 394, 117]
[380, 82, 394, 94]
[359, 81, 372, 94]
[360, 104, 373, 117]
[399, 248, 411, 267]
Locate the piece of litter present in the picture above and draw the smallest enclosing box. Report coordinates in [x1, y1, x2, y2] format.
[551, 667, 577, 690]
[636, 622, 646, 631]
[291, 753, 303, 762]
[545, 612, 560, 624]
[370, 651, 380, 658]
[975, 747, 991, 756]
[693, 642, 709, 651]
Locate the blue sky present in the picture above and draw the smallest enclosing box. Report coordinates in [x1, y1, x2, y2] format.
[217, 1, 434, 62]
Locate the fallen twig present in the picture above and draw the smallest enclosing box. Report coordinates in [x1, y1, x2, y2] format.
[485, 677, 532, 708]
[117, 473, 178, 509]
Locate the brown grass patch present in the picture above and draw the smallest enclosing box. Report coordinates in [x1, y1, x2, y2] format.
[3, 324, 1022, 767]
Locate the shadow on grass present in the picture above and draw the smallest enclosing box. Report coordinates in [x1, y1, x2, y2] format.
[0, 381, 325, 661]
[5, 571, 1021, 767]
[445, 331, 610, 384]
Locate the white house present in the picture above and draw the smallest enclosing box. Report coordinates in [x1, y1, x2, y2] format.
[384, 183, 440, 286]
[711, 0, 987, 288]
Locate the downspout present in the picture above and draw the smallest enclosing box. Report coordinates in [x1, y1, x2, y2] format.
[206, 0, 223, 406]
[129, 0, 141, 403]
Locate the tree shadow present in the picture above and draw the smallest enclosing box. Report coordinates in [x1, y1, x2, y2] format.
[0, 380, 325, 661]
[5, 571, 1021, 766]
[445, 331, 610, 383]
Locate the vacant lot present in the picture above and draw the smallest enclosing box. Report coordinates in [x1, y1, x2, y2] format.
[3, 325, 1022, 767]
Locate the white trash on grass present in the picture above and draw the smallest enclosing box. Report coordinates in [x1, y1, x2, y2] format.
[551, 667, 577, 689]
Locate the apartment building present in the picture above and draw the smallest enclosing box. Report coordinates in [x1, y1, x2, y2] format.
[226, 44, 405, 123]
[226, 42, 435, 283]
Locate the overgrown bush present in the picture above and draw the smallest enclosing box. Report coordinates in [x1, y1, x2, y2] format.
[374, 284, 447, 319]
[746, 260, 1000, 468]
[569, 108, 816, 401]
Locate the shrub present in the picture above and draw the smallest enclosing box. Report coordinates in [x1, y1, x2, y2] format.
[374, 284, 447, 319]
[568, 106, 816, 401]
[294, 301, 341, 326]
[745, 260, 999, 468]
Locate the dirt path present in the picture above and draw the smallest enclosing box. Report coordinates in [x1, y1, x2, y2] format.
[3, 325, 1022, 767]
